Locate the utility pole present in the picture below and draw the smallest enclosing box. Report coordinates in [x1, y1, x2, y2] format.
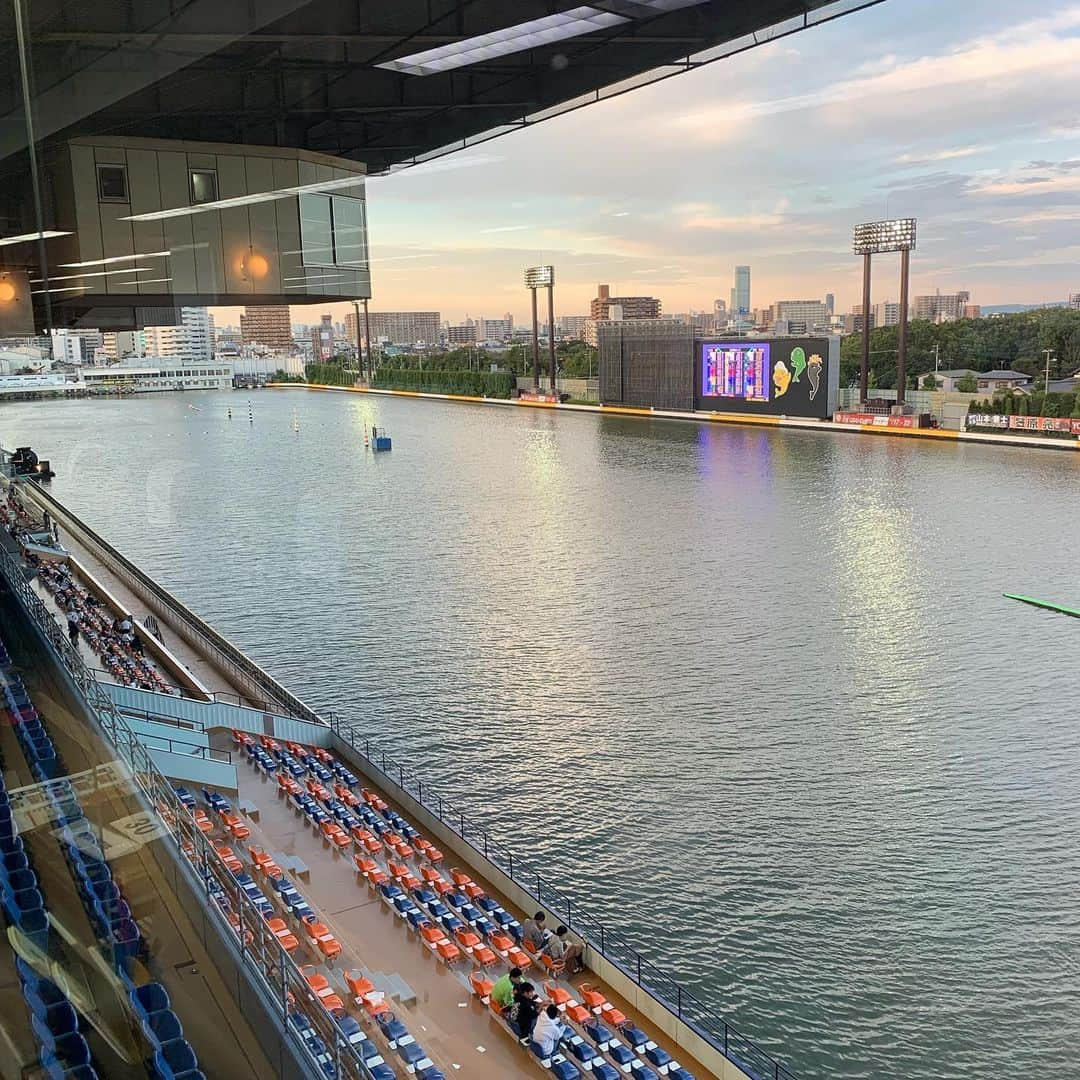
[1043, 349, 1055, 415]
[934, 343, 940, 375]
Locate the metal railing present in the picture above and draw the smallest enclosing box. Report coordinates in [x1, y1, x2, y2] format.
[0, 545, 377, 1080]
[329, 719, 799, 1080]
[18, 480, 323, 725]
[13, 475, 802, 1080]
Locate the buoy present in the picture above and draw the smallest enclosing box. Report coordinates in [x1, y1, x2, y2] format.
[227, 407, 232, 419]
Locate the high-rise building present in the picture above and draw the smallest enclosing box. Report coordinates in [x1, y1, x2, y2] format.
[961, 304, 982, 320]
[589, 284, 661, 322]
[871, 301, 903, 328]
[478, 315, 513, 343]
[733, 265, 751, 318]
[310, 314, 335, 361]
[713, 298, 727, 326]
[825, 293, 835, 316]
[143, 307, 212, 362]
[775, 299, 829, 332]
[586, 284, 662, 346]
[102, 331, 144, 361]
[913, 291, 971, 323]
[240, 305, 294, 350]
[1069, 293, 1080, 310]
[557, 315, 588, 339]
[366, 311, 441, 345]
[447, 323, 478, 344]
[847, 304, 876, 334]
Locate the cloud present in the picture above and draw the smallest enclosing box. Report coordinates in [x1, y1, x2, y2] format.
[672, 6, 1080, 136]
[896, 145, 993, 167]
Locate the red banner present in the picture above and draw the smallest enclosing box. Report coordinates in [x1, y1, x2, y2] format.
[834, 412, 917, 428]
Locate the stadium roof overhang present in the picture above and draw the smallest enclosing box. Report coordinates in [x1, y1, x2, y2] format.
[0, 0, 886, 175]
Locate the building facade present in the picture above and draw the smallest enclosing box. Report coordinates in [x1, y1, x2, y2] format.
[872, 301, 903, 328]
[913, 291, 971, 323]
[478, 315, 513, 343]
[367, 311, 441, 345]
[586, 285, 662, 345]
[240, 306, 294, 351]
[774, 299, 829, 333]
[733, 265, 751, 318]
[310, 314, 335, 361]
[446, 323, 478, 345]
[79, 360, 232, 392]
[142, 307, 212, 363]
[557, 315, 588, 340]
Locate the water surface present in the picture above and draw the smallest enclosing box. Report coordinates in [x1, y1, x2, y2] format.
[3, 389, 1078, 1079]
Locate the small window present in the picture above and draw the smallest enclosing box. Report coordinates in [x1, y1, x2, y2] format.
[189, 169, 218, 205]
[97, 164, 128, 202]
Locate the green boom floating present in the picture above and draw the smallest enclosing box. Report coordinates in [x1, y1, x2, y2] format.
[1003, 593, 1080, 619]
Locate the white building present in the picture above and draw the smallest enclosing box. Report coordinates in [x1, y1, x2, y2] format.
[478, 315, 513, 343]
[142, 307, 213, 364]
[872, 301, 903, 328]
[79, 359, 232, 393]
[774, 299, 829, 332]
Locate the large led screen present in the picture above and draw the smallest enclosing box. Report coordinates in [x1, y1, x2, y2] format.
[702, 343, 770, 402]
[696, 338, 832, 419]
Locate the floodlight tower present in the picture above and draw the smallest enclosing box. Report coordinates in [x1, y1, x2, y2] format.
[525, 265, 556, 391]
[852, 219, 917, 408]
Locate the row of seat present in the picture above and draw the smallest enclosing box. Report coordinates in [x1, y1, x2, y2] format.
[240, 734, 695, 1079]
[1, 643, 206, 1080]
[174, 786, 405, 1078]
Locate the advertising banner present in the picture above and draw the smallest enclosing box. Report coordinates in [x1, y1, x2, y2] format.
[967, 414, 1080, 434]
[834, 412, 917, 428]
[695, 338, 830, 419]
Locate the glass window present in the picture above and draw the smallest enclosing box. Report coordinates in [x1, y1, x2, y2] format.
[189, 169, 218, 204]
[96, 164, 128, 202]
[299, 193, 334, 266]
[332, 196, 367, 266]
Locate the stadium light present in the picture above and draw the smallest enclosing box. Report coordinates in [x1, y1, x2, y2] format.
[853, 218, 917, 407]
[852, 218, 917, 255]
[525, 266, 557, 392]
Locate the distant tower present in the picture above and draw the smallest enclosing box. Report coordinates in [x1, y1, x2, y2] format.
[734, 266, 751, 318]
[825, 292, 835, 316]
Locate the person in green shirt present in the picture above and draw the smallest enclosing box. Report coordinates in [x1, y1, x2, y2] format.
[490, 967, 523, 1011]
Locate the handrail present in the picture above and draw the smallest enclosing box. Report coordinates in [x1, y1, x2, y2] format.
[0, 545, 375, 1080]
[11, 475, 802, 1080]
[18, 480, 324, 725]
[114, 702, 205, 733]
[330, 719, 800, 1080]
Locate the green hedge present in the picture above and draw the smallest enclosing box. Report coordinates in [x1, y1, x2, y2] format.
[372, 368, 515, 399]
[305, 363, 356, 387]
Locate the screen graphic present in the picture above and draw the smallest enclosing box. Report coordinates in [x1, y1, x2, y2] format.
[701, 343, 771, 401]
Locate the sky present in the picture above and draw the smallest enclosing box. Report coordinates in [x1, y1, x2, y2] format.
[250, 0, 1080, 327]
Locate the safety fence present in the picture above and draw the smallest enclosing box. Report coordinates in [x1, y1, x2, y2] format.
[0, 545, 379, 1080]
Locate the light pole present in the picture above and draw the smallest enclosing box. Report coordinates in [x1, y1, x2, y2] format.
[525, 265, 555, 393]
[1043, 349, 1056, 415]
[853, 218, 917, 410]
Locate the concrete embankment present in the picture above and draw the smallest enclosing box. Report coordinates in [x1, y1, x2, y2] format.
[268, 383, 1080, 453]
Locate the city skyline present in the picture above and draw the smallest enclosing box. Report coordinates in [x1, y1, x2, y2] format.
[206, 0, 1080, 328]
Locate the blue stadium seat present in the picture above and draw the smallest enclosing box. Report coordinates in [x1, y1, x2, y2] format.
[152, 1039, 199, 1078]
[550, 1061, 582, 1080]
[130, 983, 171, 1020]
[592, 1065, 620, 1080]
[141, 1009, 184, 1048]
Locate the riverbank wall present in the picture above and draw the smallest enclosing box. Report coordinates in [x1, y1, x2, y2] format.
[268, 382, 1080, 454]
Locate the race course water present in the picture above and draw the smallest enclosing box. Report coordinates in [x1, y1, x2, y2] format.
[3, 388, 1078, 1080]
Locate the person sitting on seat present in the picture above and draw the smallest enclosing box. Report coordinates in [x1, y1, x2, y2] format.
[532, 1004, 563, 1057]
[512, 982, 541, 1044]
[491, 967, 523, 1011]
[522, 911, 550, 951]
[543, 925, 585, 976]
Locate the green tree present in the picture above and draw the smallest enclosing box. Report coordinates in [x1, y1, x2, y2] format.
[922, 373, 939, 390]
[955, 374, 978, 393]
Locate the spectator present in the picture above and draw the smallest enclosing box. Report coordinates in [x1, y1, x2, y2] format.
[119, 614, 133, 634]
[491, 967, 523, 1012]
[512, 982, 540, 1044]
[532, 1004, 563, 1057]
[522, 911, 550, 951]
[66, 608, 80, 646]
[543, 925, 585, 976]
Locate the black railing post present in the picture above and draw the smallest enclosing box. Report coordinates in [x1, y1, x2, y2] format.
[398, 764, 404, 788]
[418, 781, 422, 804]
[566, 897, 571, 925]
[677, 985, 682, 1019]
[509, 851, 513, 879]
[483, 833, 488, 858]
[459, 812, 465, 836]
[637, 953, 641, 984]
[600, 924, 605, 955]
[724, 1023, 729, 1058]
[536, 872, 541, 900]
[438, 795, 443, 820]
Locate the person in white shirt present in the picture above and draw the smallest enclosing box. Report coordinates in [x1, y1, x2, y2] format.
[531, 1004, 564, 1057]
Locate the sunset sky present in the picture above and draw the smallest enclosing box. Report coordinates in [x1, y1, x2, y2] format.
[230, 0, 1080, 327]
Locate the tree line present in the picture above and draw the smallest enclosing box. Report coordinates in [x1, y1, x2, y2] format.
[838, 307, 1080, 390]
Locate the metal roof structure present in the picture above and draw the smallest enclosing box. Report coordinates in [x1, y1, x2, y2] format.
[0, 0, 887, 175]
